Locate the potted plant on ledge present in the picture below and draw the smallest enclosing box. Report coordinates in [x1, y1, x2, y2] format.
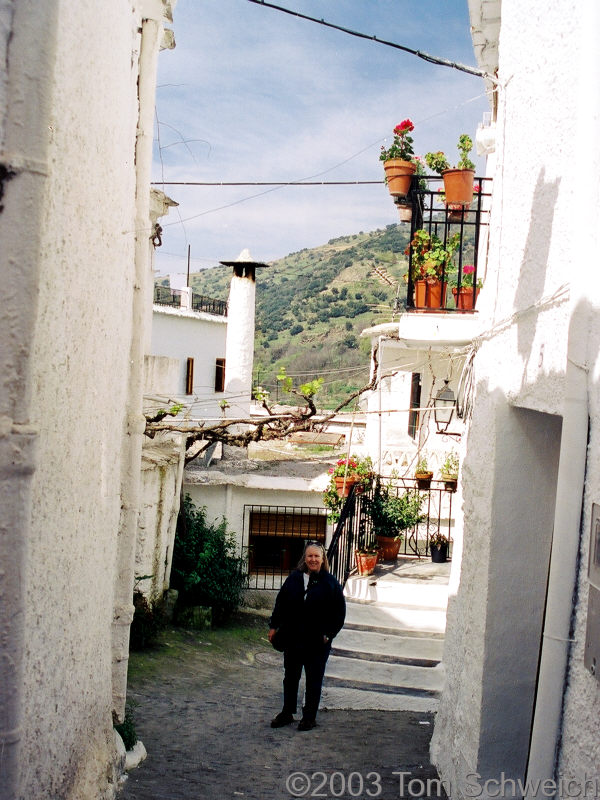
[429, 532, 450, 563]
[406, 229, 460, 309]
[363, 482, 424, 562]
[380, 119, 417, 198]
[449, 264, 483, 310]
[440, 451, 459, 492]
[425, 134, 475, 206]
[415, 456, 433, 489]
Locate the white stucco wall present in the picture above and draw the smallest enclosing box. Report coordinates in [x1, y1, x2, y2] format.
[365, 337, 468, 476]
[432, 0, 600, 795]
[137, 441, 185, 601]
[0, 1, 171, 797]
[184, 471, 329, 554]
[151, 306, 227, 418]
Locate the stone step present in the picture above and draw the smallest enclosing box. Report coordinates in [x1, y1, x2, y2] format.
[344, 599, 447, 636]
[325, 654, 445, 696]
[332, 627, 443, 667]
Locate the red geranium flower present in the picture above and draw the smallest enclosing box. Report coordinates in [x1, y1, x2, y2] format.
[394, 119, 414, 134]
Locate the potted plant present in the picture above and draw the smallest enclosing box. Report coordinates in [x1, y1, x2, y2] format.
[380, 119, 417, 198]
[328, 454, 373, 497]
[415, 456, 433, 489]
[395, 157, 427, 222]
[429, 532, 450, 563]
[440, 451, 459, 492]
[449, 264, 483, 311]
[406, 230, 460, 309]
[425, 134, 475, 206]
[363, 482, 424, 561]
[355, 532, 379, 576]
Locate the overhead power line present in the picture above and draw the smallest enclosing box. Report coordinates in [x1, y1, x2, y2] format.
[151, 180, 382, 186]
[246, 0, 491, 80]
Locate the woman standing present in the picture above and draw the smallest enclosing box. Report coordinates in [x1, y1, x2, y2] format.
[268, 541, 346, 731]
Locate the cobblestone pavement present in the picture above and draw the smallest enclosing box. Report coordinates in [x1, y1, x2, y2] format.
[118, 614, 442, 800]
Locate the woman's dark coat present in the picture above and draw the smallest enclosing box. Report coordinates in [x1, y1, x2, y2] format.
[269, 568, 346, 649]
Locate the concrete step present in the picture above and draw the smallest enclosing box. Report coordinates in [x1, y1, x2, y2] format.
[345, 574, 449, 609]
[344, 599, 447, 637]
[321, 685, 439, 713]
[332, 627, 443, 667]
[325, 654, 445, 697]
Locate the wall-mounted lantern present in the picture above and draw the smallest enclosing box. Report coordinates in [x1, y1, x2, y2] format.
[434, 380, 455, 433]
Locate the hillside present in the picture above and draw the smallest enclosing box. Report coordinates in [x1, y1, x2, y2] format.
[188, 224, 412, 408]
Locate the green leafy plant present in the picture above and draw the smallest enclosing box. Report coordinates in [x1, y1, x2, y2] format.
[425, 134, 475, 174]
[114, 701, 138, 751]
[129, 575, 166, 651]
[405, 230, 460, 282]
[447, 264, 483, 289]
[322, 455, 374, 523]
[440, 451, 459, 479]
[429, 531, 449, 547]
[415, 456, 430, 474]
[363, 482, 424, 540]
[379, 119, 415, 162]
[171, 495, 247, 624]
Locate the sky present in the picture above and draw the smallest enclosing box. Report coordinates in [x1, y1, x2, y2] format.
[152, 0, 491, 280]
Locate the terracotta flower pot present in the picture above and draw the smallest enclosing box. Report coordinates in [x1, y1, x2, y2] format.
[376, 535, 402, 562]
[425, 280, 447, 309]
[355, 550, 378, 576]
[447, 203, 468, 222]
[414, 279, 427, 309]
[383, 159, 417, 197]
[396, 203, 412, 223]
[442, 168, 475, 205]
[452, 286, 480, 310]
[334, 476, 359, 497]
[415, 471, 433, 489]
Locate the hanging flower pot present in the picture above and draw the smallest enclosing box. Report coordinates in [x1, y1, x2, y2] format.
[334, 475, 359, 497]
[442, 168, 475, 205]
[383, 159, 417, 197]
[447, 203, 468, 222]
[396, 202, 412, 223]
[415, 470, 433, 489]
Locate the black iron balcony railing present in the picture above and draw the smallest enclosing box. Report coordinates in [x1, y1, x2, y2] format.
[328, 479, 454, 588]
[191, 292, 228, 317]
[153, 284, 228, 316]
[153, 284, 183, 307]
[403, 175, 492, 313]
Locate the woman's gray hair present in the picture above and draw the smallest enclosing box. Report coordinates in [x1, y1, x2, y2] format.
[297, 540, 330, 572]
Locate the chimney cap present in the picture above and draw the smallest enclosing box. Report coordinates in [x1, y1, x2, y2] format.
[220, 248, 269, 268]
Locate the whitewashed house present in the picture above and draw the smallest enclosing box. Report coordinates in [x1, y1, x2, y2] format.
[431, 1, 600, 796]
[0, 2, 175, 797]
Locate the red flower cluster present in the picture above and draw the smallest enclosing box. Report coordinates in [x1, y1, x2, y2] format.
[394, 119, 414, 135]
[463, 264, 475, 274]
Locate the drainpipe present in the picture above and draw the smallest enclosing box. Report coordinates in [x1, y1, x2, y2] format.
[111, 12, 163, 721]
[525, 5, 598, 789]
[0, 3, 58, 798]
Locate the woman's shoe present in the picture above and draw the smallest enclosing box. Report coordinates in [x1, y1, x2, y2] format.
[297, 718, 316, 731]
[270, 712, 294, 728]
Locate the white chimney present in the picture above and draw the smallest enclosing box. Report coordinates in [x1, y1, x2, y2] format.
[220, 249, 269, 418]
